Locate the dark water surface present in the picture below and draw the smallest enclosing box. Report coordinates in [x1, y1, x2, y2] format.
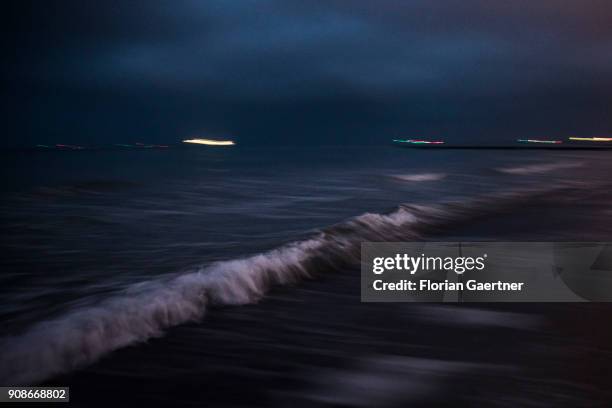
[1, 146, 612, 406]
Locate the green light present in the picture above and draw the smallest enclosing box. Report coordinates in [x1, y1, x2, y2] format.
[517, 139, 562, 144]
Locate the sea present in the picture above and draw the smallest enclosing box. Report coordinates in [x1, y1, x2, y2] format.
[1, 145, 612, 406]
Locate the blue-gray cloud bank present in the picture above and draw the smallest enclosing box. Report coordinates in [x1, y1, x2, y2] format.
[3, 0, 612, 146]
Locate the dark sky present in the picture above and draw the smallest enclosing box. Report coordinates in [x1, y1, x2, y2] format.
[3, 0, 612, 146]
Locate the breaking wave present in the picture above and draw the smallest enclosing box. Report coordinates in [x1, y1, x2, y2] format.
[0, 183, 593, 385]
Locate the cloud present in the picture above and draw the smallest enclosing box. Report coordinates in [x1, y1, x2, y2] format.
[3, 0, 612, 145]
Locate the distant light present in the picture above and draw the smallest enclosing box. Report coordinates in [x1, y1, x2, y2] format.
[569, 137, 612, 142]
[517, 139, 562, 144]
[183, 138, 235, 146]
[36, 144, 50, 148]
[392, 139, 444, 145]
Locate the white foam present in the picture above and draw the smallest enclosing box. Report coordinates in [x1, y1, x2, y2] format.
[391, 173, 446, 182]
[0, 182, 586, 385]
[0, 238, 324, 385]
[497, 161, 583, 175]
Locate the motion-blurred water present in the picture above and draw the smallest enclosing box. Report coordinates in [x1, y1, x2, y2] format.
[1, 146, 612, 405]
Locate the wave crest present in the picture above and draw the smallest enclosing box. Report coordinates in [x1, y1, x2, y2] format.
[0, 183, 592, 385]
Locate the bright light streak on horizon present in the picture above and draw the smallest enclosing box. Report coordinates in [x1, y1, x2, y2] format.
[183, 138, 235, 146]
[569, 137, 612, 142]
[517, 139, 562, 144]
[393, 139, 445, 144]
